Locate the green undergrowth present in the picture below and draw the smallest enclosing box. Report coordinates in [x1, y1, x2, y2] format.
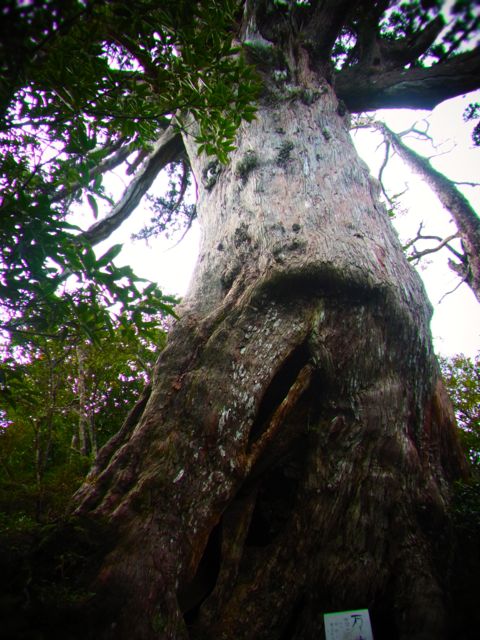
[449, 477, 480, 639]
[0, 511, 114, 640]
[0, 457, 103, 638]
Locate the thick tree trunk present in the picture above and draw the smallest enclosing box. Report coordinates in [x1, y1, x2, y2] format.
[72, 64, 466, 640]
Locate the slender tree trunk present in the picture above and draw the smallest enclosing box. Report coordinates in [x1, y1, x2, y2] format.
[32, 418, 44, 520]
[71, 69, 467, 640]
[76, 344, 89, 456]
[34, 355, 58, 519]
[88, 414, 98, 458]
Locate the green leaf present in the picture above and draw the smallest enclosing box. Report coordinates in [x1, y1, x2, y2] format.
[87, 194, 99, 219]
[97, 244, 123, 268]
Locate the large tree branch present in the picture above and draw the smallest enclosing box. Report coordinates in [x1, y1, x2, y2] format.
[377, 122, 480, 302]
[299, 0, 359, 60]
[335, 47, 480, 112]
[384, 15, 445, 68]
[80, 127, 184, 246]
[345, 1, 393, 69]
[253, 0, 357, 64]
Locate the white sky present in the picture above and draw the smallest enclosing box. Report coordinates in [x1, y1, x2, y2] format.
[353, 93, 480, 357]
[90, 92, 480, 359]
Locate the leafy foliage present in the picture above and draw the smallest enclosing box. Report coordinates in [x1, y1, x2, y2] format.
[440, 352, 480, 470]
[0, 0, 258, 343]
[463, 101, 480, 146]
[330, 0, 479, 71]
[447, 348, 480, 636]
[132, 161, 197, 242]
[430, 0, 480, 61]
[0, 318, 164, 522]
[380, 0, 441, 43]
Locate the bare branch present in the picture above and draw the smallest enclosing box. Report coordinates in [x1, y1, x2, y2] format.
[375, 121, 480, 301]
[427, 146, 457, 161]
[172, 160, 191, 215]
[378, 139, 392, 203]
[407, 233, 459, 263]
[438, 276, 466, 303]
[403, 222, 427, 251]
[398, 120, 433, 143]
[454, 181, 480, 188]
[402, 223, 462, 260]
[165, 209, 196, 252]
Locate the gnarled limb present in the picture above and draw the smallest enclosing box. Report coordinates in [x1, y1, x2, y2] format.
[80, 127, 184, 246]
[405, 230, 460, 264]
[336, 47, 480, 111]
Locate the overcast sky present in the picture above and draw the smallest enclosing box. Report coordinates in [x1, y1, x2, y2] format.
[353, 93, 480, 357]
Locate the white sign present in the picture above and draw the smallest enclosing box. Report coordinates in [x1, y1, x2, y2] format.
[324, 609, 374, 640]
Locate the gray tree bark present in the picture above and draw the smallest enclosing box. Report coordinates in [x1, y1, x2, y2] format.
[72, 62, 466, 640]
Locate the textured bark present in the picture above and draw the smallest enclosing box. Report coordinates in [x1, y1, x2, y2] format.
[69, 48, 468, 640]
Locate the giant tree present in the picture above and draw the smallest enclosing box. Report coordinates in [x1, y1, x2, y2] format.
[3, 1, 480, 639]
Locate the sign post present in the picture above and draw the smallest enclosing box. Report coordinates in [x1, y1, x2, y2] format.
[324, 609, 374, 640]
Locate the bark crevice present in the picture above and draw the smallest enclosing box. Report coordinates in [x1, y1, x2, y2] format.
[179, 521, 223, 625]
[247, 340, 310, 449]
